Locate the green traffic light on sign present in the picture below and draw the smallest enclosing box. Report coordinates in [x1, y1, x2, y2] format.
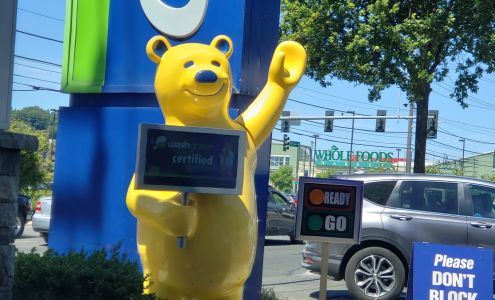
[307, 215, 323, 231]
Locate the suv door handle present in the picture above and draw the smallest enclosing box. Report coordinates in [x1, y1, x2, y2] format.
[390, 214, 413, 221]
[469, 222, 493, 229]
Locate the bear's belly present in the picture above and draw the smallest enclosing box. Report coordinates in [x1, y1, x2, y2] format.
[137, 195, 257, 296]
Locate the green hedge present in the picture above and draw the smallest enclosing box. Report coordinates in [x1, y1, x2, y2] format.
[14, 245, 158, 300]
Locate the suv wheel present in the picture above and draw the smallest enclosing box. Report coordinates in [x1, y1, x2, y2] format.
[344, 247, 405, 300]
[14, 212, 25, 238]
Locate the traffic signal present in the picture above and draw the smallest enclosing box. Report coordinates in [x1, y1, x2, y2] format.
[324, 110, 334, 132]
[281, 111, 290, 132]
[427, 110, 439, 139]
[283, 134, 290, 151]
[376, 110, 386, 132]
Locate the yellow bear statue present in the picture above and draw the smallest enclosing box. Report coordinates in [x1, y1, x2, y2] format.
[126, 35, 306, 300]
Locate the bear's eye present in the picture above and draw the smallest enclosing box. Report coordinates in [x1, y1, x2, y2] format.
[184, 61, 194, 68]
[212, 60, 221, 67]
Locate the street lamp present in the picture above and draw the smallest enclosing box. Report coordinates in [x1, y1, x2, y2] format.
[312, 134, 319, 177]
[459, 139, 465, 174]
[347, 111, 355, 174]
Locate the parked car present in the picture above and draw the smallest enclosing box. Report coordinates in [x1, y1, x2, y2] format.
[32, 196, 52, 243]
[266, 186, 300, 243]
[15, 194, 32, 238]
[301, 174, 495, 300]
[284, 193, 299, 206]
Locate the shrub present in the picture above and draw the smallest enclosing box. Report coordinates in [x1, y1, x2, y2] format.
[14, 244, 158, 300]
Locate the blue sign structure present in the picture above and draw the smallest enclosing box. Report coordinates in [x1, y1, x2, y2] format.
[407, 243, 493, 300]
[53, 1, 281, 298]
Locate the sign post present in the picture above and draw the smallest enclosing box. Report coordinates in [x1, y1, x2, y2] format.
[319, 241, 330, 300]
[295, 177, 363, 300]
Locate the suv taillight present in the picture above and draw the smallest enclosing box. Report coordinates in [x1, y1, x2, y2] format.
[35, 201, 41, 213]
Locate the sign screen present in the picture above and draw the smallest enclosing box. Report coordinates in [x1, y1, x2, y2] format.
[296, 177, 363, 243]
[135, 124, 246, 194]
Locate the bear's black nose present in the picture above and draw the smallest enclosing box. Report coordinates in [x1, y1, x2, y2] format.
[195, 70, 218, 83]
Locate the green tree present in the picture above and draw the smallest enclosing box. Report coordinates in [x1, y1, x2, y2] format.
[270, 165, 293, 192]
[12, 106, 52, 131]
[9, 119, 53, 198]
[426, 165, 442, 174]
[281, 0, 495, 173]
[316, 168, 336, 178]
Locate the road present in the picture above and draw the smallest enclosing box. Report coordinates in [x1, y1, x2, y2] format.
[262, 236, 355, 300]
[14, 221, 47, 254]
[15, 226, 389, 300]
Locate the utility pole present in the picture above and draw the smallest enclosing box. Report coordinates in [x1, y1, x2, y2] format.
[49, 109, 57, 161]
[312, 134, 319, 177]
[459, 139, 466, 174]
[347, 111, 355, 174]
[406, 103, 414, 173]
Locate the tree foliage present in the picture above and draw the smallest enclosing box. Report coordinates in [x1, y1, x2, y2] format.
[281, 0, 495, 172]
[8, 119, 54, 197]
[316, 168, 336, 178]
[12, 106, 52, 130]
[270, 165, 294, 192]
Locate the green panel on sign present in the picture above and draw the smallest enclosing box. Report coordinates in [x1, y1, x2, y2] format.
[62, 0, 110, 93]
[289, 141, 300, 147]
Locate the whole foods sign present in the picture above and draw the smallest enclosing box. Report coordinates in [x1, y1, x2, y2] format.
[315, 146, 394, 169]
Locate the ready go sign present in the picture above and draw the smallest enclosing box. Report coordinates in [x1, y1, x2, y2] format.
[295, 177, 363, 244]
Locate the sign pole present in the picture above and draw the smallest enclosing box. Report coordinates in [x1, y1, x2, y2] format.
[319, 242, 330, 300]
[177, 192, 189, 249]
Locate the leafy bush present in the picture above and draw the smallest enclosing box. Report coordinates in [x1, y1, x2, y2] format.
[14, 244, 158, 300]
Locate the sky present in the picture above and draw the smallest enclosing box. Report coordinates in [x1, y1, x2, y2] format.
[11, 0, 495, 167]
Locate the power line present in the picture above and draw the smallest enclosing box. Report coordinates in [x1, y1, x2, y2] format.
[304, 119, 410, 135]
[433, 83, 495, 110]
[16, 30, 63, 44]
[12, 81, 61, 93]
[14, 74, 60, 85]
[296, 85, 397, 110]
[14, 55, 61, 67]
[429, 140, 482, 155]
[17, 7, 64, 22]
[438, 129, 495, 145]
[441, 118, 495, 133]
[15, 62, 61, 74]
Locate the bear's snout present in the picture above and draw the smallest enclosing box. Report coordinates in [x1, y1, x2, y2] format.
[195, 70, 218, 83]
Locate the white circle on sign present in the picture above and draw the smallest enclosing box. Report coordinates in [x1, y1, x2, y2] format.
[140, 0, 208, 38]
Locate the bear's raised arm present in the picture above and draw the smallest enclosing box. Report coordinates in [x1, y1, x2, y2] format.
[236, 41, 306, 149]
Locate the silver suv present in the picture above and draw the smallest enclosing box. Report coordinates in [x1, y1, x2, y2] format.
[301, 174, 495, 300]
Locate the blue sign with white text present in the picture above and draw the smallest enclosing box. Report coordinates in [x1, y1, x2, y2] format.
[407, 243, 493, 300]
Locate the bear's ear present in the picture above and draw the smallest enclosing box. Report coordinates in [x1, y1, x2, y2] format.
[146, 35, 172, 64]
[211, 35, 233, 59]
